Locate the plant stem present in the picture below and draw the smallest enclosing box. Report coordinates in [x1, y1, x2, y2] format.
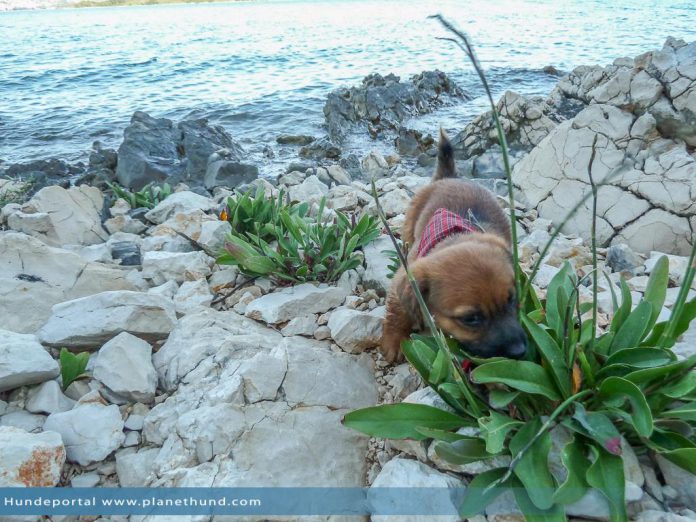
[659, 240, 696, 348]
[587, 135, 599, 354]
[430, 14, 522, 310]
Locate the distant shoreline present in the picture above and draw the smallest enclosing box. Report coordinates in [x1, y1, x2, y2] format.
[0, 0, 248, 12]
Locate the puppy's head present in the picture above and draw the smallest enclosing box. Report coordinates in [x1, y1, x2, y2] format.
[402, 234, 527, 359]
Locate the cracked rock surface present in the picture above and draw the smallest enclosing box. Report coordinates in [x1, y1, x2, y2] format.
[514, 38, 696, 255]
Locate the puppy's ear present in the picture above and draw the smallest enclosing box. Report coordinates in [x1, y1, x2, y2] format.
[395, 265, 429, 330]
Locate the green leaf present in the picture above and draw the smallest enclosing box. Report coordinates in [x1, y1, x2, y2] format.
[458, 468, 509, 518]
[603, 348, 675, 369]
[570, 405, 622, 455]
[660, 402, 696, 422]
[609, 301, 653, 354]
[545, 262, 573, 337]
[598, 377, 653, 437]
[660, 372, 696, 399]
[510, 476, 567, 522]
[429, 349, 449, 385]
[649, 428, 696, 451]
[478, 411, 523, 455]
[402, 338, 437, 380]
[552, 438, 590, 505]
[643, 255, 669, 330]
[625, 354, 696, 386]
[610, 279, 633, 334]
[414, 427, 476, 443]
[471, 360, 561, 401]
[509, 418, 556, 510]
[488, 389, 520, 409]
[342, 403, 468, 440]
[59, 348, 90, 391]
[522, 314, 571, 398]
[645, 298, 696, 348]
[585, 447, 626, 522]
[241, 255, 277, 275]
[660, 448, 696, 474]
[433, 438, 492, 465]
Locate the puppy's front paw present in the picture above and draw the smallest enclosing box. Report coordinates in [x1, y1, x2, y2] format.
[380, 336, 404, 364]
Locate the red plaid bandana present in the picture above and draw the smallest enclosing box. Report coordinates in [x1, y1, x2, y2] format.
[416, 208, 480, 258]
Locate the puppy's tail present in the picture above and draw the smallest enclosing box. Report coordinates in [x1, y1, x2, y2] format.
[433, 128, 456, 181]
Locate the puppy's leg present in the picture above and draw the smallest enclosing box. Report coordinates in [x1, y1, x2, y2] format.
[381, 268, 427, 363]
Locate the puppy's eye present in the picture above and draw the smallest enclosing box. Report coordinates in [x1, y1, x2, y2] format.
[458, 312, 485, 328]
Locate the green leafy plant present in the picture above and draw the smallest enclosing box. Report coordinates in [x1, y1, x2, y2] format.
[106, 181, 172, 209]
[59, 348, 90, 391]
[217, 186, 381, 284]
[0, 176, 34, 207]
[384, 248, 402, 280]
[343, 16, 696, 521]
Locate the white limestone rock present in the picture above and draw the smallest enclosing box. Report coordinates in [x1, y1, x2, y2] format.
[0, 233, 136, 334]
[38, 291, 177, 349]
[0, 329, 59, 392]
[370, 458, 463, 522]
[245, 283, 348, 324]
[25, 381, 75, 414]
[7, 185, 108, 247]
[92, 332, 157, 403]
[327, 306, 384, 353]
[173, 279, 213, 314]
[141, 250, 214, 285]
[144, 191, 216, 224]
[0, 426, 65, 487]
[43, 402, 125, 466]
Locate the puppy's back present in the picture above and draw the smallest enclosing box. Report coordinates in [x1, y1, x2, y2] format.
[402, 132, 511, 250]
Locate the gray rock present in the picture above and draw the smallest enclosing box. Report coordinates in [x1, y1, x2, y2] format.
[116, 447, 159, 487]
[70, 472, 100, 488]
[298, 137, 341, 160]
[276, 134, 315, 145]
[657, 454, 696, 508]
[325, 70, 468, 142]
[38, 291, 177, 349]
[115, 111, 184, 190]
[606, 243, 642, 273]
[178, 118, 238, 181]
[173, 279, 213, 314]
[327, 307, 384, 353]
[0, 329, 59, 392]
[0, 426, 65, 486]
[7, 185, 108, 247]
[43, 402, 125, 466]
[513, 39, 696, 255]
[362, 235, 395, 296]
[370, 458, 463, 522]
[144, 190, 216, 224]
[245, 283, 348, 324]
[109, 241, 141, 266]
[280, 314, 317, 337]
[141, 250, 214, 285]
[93, 332, 157, 403]
[25, 381, 75, 414]
[204, 148, 258, 190]
[287, 174, 329, 204]
[0, 410, 46, 432]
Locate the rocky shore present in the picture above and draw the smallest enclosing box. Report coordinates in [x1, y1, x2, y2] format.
[1, 38, 695, 522]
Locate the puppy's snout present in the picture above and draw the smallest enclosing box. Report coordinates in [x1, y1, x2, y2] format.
[504, 337, 528, 359]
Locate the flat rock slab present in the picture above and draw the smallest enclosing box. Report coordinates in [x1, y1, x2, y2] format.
[245, 283, 348, 324]
[0, 232, 136, 334]
[38, 291, 177, 349]
[142, 309, 376, 493]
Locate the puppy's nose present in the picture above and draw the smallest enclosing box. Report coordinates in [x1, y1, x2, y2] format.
[505, 340, 527, 360]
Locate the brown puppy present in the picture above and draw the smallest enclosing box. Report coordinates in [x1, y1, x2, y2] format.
[381, 131, 527, 363]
